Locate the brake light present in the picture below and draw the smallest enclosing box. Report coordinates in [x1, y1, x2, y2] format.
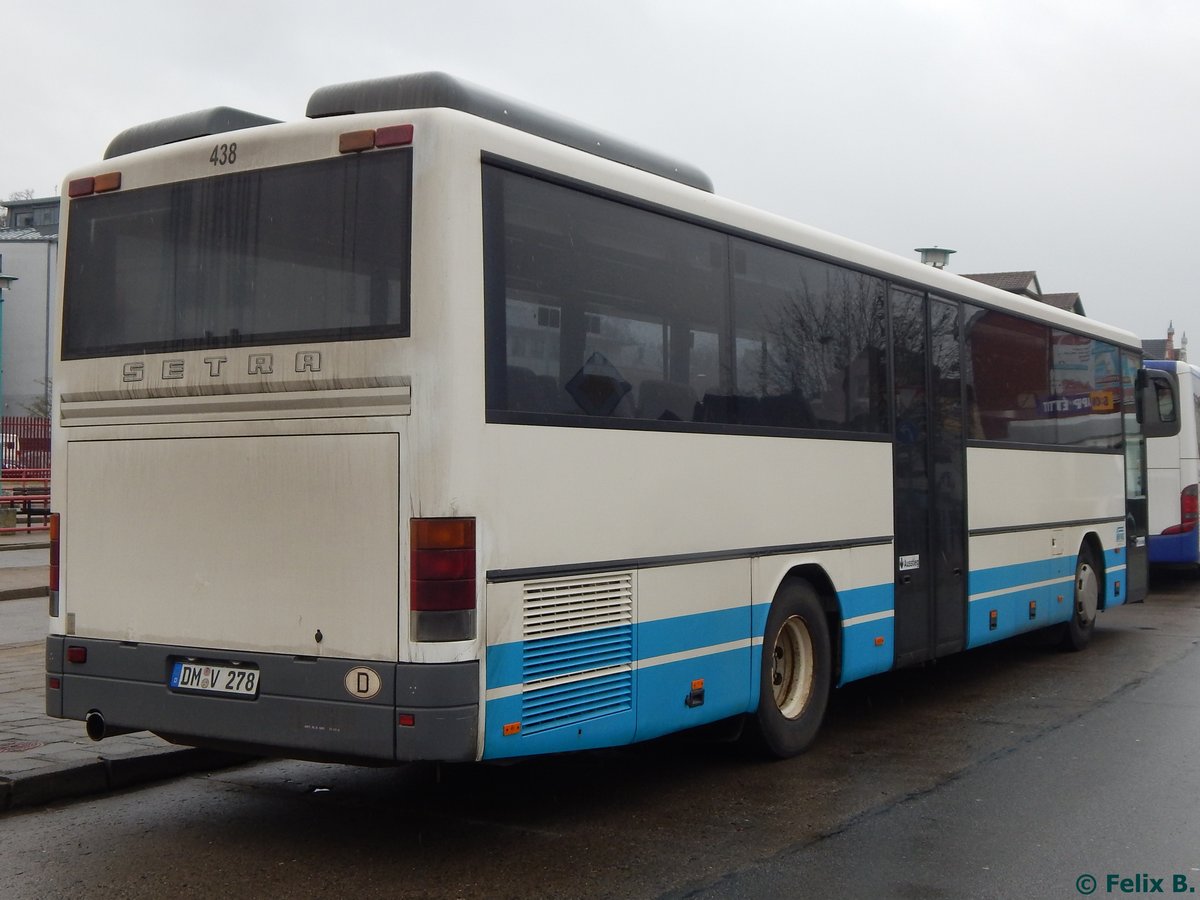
[1163, 485, 1199, 535]
[49, 513, 60, 617]
[410, 517, 476, 642]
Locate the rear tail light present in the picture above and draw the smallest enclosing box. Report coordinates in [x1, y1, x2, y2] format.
[1183, 484, 1198, 528]
[410, 517, 476, 642]
[1163, 485, 1199, 535]
[49, 513, 60, 617]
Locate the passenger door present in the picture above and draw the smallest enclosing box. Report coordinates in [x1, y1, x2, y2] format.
[891, 289, 967, 665]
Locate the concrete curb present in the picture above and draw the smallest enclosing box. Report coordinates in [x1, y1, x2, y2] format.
[0, 748, 254, 812]
[0, 586, 47, 602]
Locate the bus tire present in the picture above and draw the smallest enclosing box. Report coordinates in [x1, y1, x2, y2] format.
[1060, 544, 1100, 651]
[751, 580, 832, 758]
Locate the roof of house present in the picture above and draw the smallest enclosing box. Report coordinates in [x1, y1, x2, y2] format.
[961, 271, 1042, 296]
[1143, 339, 1170, 359]
[1041, 292, 1085, 315]
[0, 227, 56, 241]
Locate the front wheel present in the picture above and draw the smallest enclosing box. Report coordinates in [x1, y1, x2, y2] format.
[751, 580, 832, 758]
[1060, 544, 1101, 651]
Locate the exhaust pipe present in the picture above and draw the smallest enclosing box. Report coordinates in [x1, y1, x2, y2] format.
[84, 710, 135, 741]
[85, 710, 106, 742]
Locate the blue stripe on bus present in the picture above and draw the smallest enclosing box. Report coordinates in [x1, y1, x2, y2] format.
[965, 547, 1126, 645]
[837, 583, 895, 684]
[486, 606, 752, 692]
[1103, 547, 1127, 606]
[967, 556, 1073, 648]
[482, 547, 1129, 756]
[638, 606, 751, 659]
[633, 647, 753, 744]
[968, 556, 1073, 598]
[489, 583, 897, 694]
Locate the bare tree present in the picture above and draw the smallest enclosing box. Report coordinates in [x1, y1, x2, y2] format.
[21, 379, 52, 419]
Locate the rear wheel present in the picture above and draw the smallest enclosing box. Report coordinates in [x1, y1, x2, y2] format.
[751, 580, 832, 758]
[1061, 544, 1100, 651]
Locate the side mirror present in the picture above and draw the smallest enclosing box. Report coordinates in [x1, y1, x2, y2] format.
[1138, 368, 1181, 439]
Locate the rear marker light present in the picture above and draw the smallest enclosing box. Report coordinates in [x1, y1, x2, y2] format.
[67, 646, 87, 664]
[339, 124, 414, 153]
[48, 677, 61, 690]
[68, 173, 121, 197]
[374, 124, 414, 147]
[93, 171, 122, 193]
[338, 130, 375, 153]
[398, 713, 415, 727]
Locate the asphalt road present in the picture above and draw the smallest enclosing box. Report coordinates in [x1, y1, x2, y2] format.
[1, 570, 1198, 899]
[689, 626, 1200, 899]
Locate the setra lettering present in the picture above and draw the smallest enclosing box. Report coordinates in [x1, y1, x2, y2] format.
[296, 351, 321, 373]
[119, 350, 322, 384]
[203, 356, 228, 377]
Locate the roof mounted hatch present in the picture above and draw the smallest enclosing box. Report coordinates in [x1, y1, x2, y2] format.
[104, 107, 282, 160]
[306, 71, 713, 192]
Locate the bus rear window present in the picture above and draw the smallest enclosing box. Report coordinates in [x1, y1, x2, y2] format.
[62, 151, 412, 359]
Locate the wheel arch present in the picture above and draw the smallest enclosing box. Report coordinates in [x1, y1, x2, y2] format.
[1080, 530, 1108, 611]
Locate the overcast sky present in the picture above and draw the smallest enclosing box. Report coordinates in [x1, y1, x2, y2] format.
[4, 0, 1195, 345]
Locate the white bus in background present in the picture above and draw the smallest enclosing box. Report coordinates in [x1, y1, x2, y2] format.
[46, 73, 1172, 764]
[1145, 359, 1198, 566]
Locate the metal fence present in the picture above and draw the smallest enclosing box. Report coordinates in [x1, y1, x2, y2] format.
[1, 416, 50, 470]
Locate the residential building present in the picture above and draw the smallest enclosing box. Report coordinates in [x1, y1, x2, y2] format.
[0, 196, 58, 417]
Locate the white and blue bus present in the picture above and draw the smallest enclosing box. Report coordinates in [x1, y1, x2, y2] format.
[1145, 359, 1198, 565]
[46, 73, 1169, 763]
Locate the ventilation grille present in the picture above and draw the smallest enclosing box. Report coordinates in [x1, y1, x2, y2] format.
[523, 573, 634, 638]
[520, 573, 634, 734]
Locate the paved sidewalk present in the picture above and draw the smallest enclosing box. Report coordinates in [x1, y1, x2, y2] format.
[0, 534, 247, 812]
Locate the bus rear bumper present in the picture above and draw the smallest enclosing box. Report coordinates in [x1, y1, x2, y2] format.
[1148, 531, 1200, 566]
[45, 637, 479, 764]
